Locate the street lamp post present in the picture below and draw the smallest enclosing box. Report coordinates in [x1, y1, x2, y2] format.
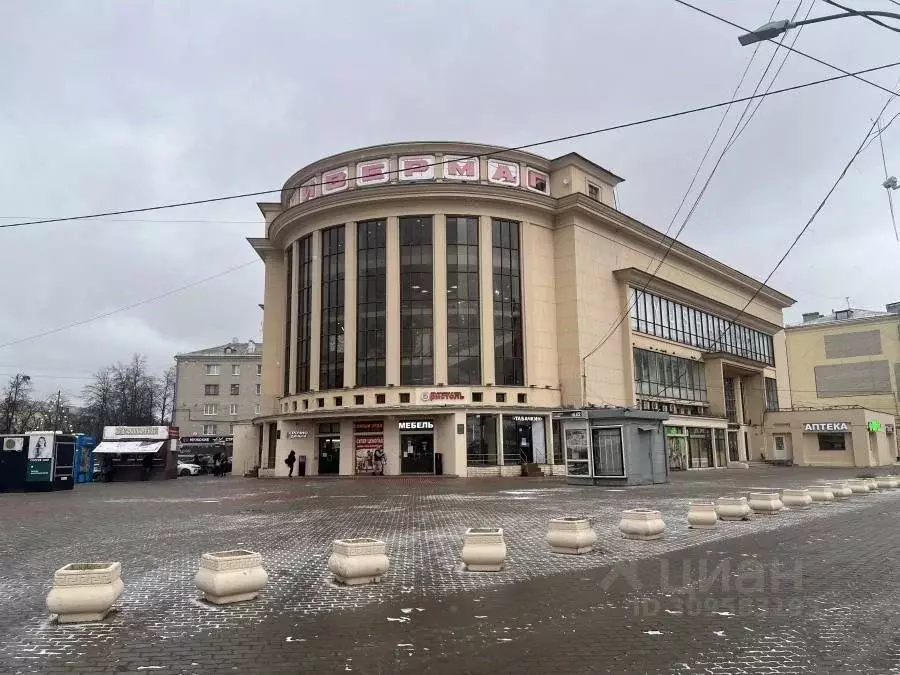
[738, 9, 900, 45]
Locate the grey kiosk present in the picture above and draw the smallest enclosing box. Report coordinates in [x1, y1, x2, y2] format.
[556, 408, 669, 486]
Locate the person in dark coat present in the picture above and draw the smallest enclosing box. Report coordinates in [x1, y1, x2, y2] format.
[285, 450, 296, 477]
[141, 453, 154, 480]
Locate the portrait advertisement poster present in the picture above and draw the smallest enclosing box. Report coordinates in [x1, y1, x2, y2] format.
[531, 419, 547, 464]
[355, 435, 385, 475]
[25, 433, 55, 483]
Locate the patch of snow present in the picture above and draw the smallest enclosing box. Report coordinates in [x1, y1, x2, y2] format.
[643, 630, 663, 635]
[713, 631, 726, 637]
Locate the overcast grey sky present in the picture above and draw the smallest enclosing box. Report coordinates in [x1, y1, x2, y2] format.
[1, 0, 898, 399]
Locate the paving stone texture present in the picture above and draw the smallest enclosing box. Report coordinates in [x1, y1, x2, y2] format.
[1, 466, 900, 673]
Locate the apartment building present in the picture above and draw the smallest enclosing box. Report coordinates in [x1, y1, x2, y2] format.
[173, 340, 263, 454]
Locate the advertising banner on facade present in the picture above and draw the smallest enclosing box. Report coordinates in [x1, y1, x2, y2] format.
[25, 432, 54, 483]
[355, 435, 385, 475]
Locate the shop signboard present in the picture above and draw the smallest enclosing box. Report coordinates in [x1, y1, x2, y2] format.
[354, 421, 384, 434]
[287, 431, 309, 439]
[553, 410, 585, 419]
[180, 435, 234, 445]
[512, 415, 543, 422]
[399, 420, 434, 431]
[286, 156, 552, 208]
[25, 432, 54, 483]
[103, 425, 170, 440]
[803, 422, 850, 432]
[867, 420, 883, 432]
[418, 390, 466, 404]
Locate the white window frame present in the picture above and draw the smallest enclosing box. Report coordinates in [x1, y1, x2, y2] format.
[256, 364, 262, 376]
[229, 403, 238, 416]
[202, 423, 217, 435]
[255, 384, 261, 395]
[586, 180, 601, 202]
[232, 364, 241, 376]
[206, 364, 220, 376]
[203, 404, 217, 416]
[231, 384, 240, 396]
[254, 403, 261, 415]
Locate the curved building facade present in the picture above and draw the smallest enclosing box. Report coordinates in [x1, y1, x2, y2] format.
[242, 142, 794, 477]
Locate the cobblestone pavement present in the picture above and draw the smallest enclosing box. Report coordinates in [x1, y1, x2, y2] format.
[2, 466, 900, 673]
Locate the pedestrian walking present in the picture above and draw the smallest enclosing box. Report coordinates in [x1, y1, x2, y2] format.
[373, 447, 385, 476]
[285, 450, 296, 477]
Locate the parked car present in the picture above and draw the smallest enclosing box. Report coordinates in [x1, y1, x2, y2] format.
[177, 462, 201, 477]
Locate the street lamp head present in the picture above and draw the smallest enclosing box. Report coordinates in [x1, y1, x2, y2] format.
[738, 19, 792, 46]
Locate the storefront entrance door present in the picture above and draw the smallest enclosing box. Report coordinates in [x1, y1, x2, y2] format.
[318, 436, 340, 475]
[400, 434, 434, 474]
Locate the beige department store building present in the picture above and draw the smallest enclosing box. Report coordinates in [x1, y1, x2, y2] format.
[237, 141, 795, 478]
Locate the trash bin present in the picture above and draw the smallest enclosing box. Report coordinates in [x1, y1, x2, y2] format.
[434, 452, 443, 476]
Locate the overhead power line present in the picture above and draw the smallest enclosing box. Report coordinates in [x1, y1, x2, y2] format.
[2, 59, 900, 232]
[0, 260, 259, 351]
[580, 1, 809, 398]
[672, 0, 900, 97]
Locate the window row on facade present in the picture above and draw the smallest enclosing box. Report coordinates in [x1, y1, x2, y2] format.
[630, 288, 775, 366]
[204, 364, 262, 376]
[284, 216, 524, 394]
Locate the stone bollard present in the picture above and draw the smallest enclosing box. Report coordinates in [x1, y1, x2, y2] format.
[618, 509, 666, 540]
[546, 517, 597, 555]
[461, 528, 507, 571]
[847, 479, 871, 494]
[807, 485, 834, 503]
[781, 488, 812, 510]
[194, 550, 268, 604]
[826, 481, 852, 500]
[687, 502, 718, 529]
[714, 496, 751, 521]
[328, 538, 390, 585]
[875, 475, 898, 489]
[748, 492, 783, 515]
[46, 562, 124, 624]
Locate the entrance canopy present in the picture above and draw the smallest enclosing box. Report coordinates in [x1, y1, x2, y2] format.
[93, 440, 164, 454]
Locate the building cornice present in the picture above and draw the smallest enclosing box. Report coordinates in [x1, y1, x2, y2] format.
[561, 194, 795, 309]
[267, 182, 556, 245]
[786, 313, 900, 332]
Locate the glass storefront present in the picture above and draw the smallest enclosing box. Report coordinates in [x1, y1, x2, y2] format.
[399, 419, 434, 474]
[317, 422, 341, 475]
[466, 414, 498, 466]
[666, 425, 725, 469]
[501, 415, 546, 465]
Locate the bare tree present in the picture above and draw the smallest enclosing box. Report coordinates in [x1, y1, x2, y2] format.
[158, 365, 176, 425]
[0, 374, 33, 434]
[82, 355, 171, 436]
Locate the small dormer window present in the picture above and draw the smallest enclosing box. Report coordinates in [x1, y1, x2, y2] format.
[224, 347, 234, 355]
[834, 309, 852, 320]
[587, 182, 600, 201]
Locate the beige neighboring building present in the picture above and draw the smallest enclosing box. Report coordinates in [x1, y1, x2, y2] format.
[763, 304, 900, 466]
[174, 340, 263, 455]
[243, 141, 794, 478]
[765, 407, 895, 468]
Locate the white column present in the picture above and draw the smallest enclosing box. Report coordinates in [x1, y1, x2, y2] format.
[288, 240, 299, 395]
[479, 216, 495, 385]
[344, 222, 358, 388]
[309, 229, 322, 392]
[433, 214, 448, 385]
[386, 216, 400, 386]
